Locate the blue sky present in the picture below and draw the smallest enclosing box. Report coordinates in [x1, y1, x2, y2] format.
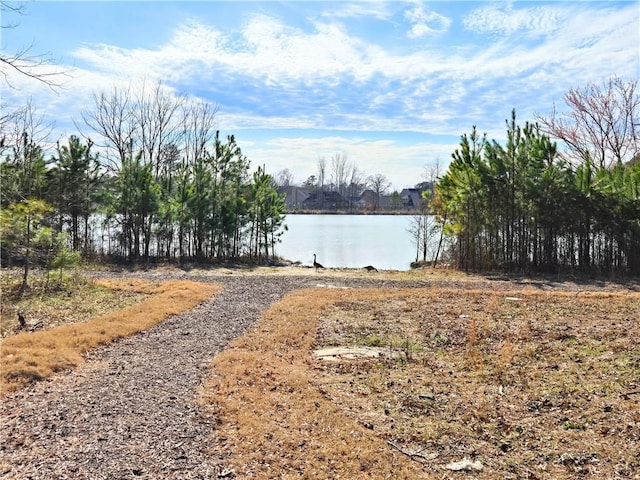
[2, 1, 638, 190]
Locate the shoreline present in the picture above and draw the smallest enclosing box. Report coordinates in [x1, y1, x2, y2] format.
[284, 210, 425, 215]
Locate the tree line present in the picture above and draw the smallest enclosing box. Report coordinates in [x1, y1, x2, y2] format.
[433, 77, 639, 275]
[2, 75, 637, 280]
[1, 84, 286, 289]
[275, 152, 396, 212]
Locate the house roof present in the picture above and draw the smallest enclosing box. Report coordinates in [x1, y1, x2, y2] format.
[400, 188, 425, 208]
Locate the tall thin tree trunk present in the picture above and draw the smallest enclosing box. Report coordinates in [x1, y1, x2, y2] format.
[433, 213, 447, 268]
[19, 214, 32, 295]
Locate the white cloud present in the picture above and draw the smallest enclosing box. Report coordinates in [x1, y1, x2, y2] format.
[321, 2, 391, 20]
[463, 4, 564, 37]
[404, 1, 451, 38]
[233, 15, 384, 86]
[61, 3, 635, 124]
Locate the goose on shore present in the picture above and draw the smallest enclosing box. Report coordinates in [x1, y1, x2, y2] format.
[363, 265, 378, 272]
[313, 254, 325, 272]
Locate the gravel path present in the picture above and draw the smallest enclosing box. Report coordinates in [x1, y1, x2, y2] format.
[0, 273, 394, 480]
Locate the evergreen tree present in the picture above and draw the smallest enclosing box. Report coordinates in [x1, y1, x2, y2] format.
[0, 199, 53, 292]
[116, 153, 160, 260]
[435, 110, 639, 274]
[435, 126, 488, 270]
[250, 167, 286, 258]
[0, 132, 48, 207]
[50, 135, 100, 253]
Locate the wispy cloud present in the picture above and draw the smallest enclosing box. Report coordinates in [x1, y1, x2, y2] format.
[320, 1, 391, 20]
[404, 1, 451, 38]
[65, 3, 635, 119]
[463, 3, 564, 37]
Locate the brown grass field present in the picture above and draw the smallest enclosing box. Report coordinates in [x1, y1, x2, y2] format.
[1, 267, 639, 479]
[202, 272, 640, 479]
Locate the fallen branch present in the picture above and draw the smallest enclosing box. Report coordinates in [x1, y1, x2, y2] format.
[622, 391, 640, 396]
[387, 440, 438, 462]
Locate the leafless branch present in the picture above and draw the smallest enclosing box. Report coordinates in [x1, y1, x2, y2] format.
[0, 2, 70, 90]
[535, 76, 639, 168]
[1, 1, 26, 26]
[0, 99, 54, 165]
[387, 440, 438, 463]
[82, 82, 219, 173]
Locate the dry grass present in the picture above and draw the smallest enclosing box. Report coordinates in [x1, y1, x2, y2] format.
[203, 283, 640, 479]
[0, 271, 151, 336]
[202, 287, 427, 478]
[1, 278, 219, 395]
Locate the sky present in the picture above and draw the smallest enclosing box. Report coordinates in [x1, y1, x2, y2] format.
[1, 1, 638, 191]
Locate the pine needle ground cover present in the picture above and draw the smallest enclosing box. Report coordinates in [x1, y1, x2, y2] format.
[1, 278, 219, 395]
[204, 285, 640, 479]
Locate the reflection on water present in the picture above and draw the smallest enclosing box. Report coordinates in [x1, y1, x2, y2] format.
[275, 214, 420, 271]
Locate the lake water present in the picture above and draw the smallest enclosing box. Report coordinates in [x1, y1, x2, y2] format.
[275, 214, 420, 271]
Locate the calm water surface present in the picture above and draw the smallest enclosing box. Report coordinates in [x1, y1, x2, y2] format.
[275, 214, 416, 271]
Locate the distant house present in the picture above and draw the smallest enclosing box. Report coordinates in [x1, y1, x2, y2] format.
[360, 189, 379, 210]
[301, 191, 349, 210]
[378, 195, 393, 210]
[347, 196, 365, 210]
[360, 190, 397, 211]
[278, 186, 310, 211]
[281, 186, 428, 212]
[400, 188, 425, 210]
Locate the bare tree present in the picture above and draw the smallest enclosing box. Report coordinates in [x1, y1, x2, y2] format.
[535, 76, 639, 168]
[330, 152, 350, 196]
[82, 86, 136, 171]
[317, 156, 326, 209]
[0, 1, 68, 89]
[1, 100, 53, 212]
[135, 82, 185, 178]
[2, 99, 53, 166]
[416, 159, 442, 202]
[276, 168, 294, 188]
[182, 101, 218, 166]
[408, 212, 439, 265]
[409, 162, 442, 265]
[345, 163, 363, 211]
[367, 173, 391, 210]
[82, 82, 203, 172]
[423, 159, 442, 186]
[1, 102, 30, 155]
